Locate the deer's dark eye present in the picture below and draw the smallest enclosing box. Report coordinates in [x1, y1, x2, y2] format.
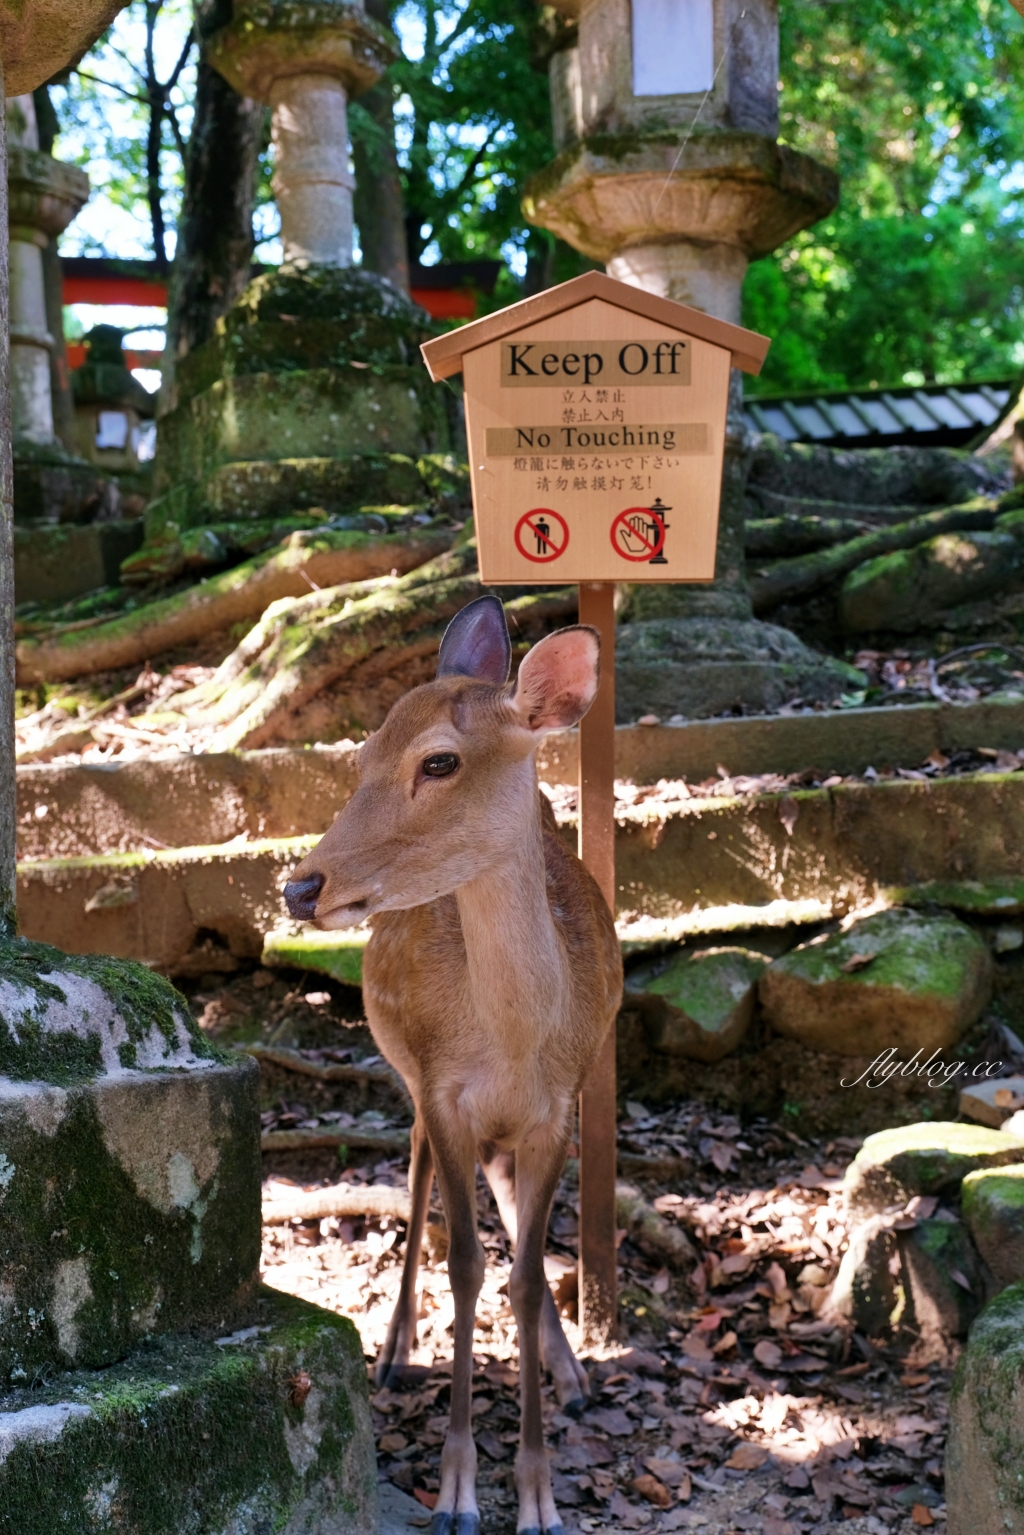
[422, 752, 460, 778]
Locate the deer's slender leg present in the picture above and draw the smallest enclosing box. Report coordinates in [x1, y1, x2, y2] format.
[509, 1127, 573, 1535]
[425, 1116, 484, 1535]
[480, 1147, 588, 1414]
[376, 1117, 434, 1386]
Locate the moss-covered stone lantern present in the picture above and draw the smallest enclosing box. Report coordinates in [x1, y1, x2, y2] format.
[523, 0, 860, 720]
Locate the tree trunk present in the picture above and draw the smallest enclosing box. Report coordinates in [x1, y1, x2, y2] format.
[750, 498, 998, 614]
[352, 0, 408, 292]
[160, 13, 264, 414]
[0, 69, 14, 933]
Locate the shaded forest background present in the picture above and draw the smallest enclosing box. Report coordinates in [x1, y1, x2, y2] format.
[49, 0, 1024, 397]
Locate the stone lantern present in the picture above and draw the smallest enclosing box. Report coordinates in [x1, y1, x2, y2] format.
[525, 0, 860, 719]
[207, 0, 395, 267]
[6, 94, 88, 445]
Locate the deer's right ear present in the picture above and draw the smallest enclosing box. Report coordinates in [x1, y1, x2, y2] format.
[437, 594, 511, 684]
[513, 625, 600, 732]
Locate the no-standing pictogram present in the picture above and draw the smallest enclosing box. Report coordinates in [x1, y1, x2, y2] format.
[610, 501, 669, 563]
[514, 508, 569, 563]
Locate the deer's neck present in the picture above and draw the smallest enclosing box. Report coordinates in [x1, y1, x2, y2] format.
[454, 780, 567, 1054]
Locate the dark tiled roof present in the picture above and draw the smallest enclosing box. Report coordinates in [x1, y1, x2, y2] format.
[744, 378, 1018, 449]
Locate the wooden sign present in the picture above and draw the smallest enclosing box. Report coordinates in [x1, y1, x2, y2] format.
[420, 272, 770, 1346]
[421, 272, 769, 585]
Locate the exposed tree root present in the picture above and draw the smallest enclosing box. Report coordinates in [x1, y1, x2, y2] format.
[15, 523, 455, 685]
[164, 542, 576, 750]
[750, 498, 998, 614]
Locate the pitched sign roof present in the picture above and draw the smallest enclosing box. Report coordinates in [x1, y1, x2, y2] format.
[420, 272, 769, 584]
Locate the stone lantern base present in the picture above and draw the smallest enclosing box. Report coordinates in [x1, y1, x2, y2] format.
[150, 264, 450, 534]
[0, 934, 377, 1531]
[614, 613, 864, 722]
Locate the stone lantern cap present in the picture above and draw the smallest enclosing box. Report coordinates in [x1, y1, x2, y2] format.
[7, 147, 88, 244]
[207, 0, 395, 101]
[0, 0, 125, 97]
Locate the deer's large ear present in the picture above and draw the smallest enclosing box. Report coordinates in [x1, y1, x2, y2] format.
[437, 594, 511, 684]
[513, 625, 600, 732]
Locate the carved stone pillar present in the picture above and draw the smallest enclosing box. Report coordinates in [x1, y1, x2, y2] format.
[208, 0, 394, 266]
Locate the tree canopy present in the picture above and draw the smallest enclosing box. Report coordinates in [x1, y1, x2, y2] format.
[47, 0, 1024, 394]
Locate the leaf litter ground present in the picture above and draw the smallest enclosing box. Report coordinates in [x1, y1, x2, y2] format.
[240, 993, 951, 1535]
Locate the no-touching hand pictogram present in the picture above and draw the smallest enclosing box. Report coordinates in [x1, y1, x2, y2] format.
[514, 508, 569, 563]
[610, 506, 666, 562]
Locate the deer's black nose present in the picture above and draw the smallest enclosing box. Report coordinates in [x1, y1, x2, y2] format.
[284, 874, 324, 921]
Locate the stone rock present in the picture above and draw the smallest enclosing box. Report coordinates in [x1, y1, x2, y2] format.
[828, 1216, 902, 1336]
[844, 1121, 1024, 1215]
[0, 936, 261, 1381]
[14, 519, 142, 605]
[959, 1075, 1024, 1129]
[152, 266, 449, 529]
[614, 614, 864, 722]
[962, 1165, 1024, 1294]
[625, 945, 770, 1062]
[748, 436, 1007, 509]
[262, 927, 368, 989]
[839, 529, 1021, 634]
[0, 1286, 378, 1535]
[758, 908, 992, 1058]
[897, 1215, 983, 1341]
[946, 1279, 1024, 1535]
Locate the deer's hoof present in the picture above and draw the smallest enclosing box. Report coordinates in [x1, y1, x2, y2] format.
[517, 1526, 563, 1535]
[562, 1394, 586, 1420]
[430, 1515, 479, 1535]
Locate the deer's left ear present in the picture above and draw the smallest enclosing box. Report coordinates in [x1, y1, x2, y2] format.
[513, 625, 600, 732]
[437, 594, 511, 684]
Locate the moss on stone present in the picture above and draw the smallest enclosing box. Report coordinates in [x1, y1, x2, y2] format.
[771, 909, 983, 998]
[888, 878, 1024, 916]
[0, 1286, 376, 1534]
[947, 1280, 1024, 1529]
[261, 929, 368, 988]
[0, 935, 218, 1085]
[962, 1165, 1024, 1293]
[845, 1120, 1024, 1213]
[0, 1054, 260, 1381]
[626, 946, 769, 1062]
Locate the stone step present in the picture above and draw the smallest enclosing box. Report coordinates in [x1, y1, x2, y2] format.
[0, 1286, 377, 1534]
[17, 692, 1024, 861]
[18, 772, 1024, 974]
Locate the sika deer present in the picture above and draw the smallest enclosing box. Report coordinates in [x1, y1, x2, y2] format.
[284, 594, 622, 1535]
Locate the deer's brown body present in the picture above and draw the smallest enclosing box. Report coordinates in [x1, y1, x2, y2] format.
[285, 597, 622, 1535]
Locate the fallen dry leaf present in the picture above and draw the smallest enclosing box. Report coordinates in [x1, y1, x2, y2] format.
[633, 1473, 672, 1508]
[725, 1442, 770, 1471]
[754, 1339, 783, 1369]
[712, 1330, 738, 1354]
[911, 1506, 935, 1527]
[413, 1489, 438, 1510]
[901, 1372, 931, 1387]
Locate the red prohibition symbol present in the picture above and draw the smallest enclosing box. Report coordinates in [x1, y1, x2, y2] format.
[611, 506, 666, 562]
[514, 508, 569, 563]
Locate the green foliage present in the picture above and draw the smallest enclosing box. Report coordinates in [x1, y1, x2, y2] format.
[745, 0, 1024, 393]
[357, 0, 588, 295]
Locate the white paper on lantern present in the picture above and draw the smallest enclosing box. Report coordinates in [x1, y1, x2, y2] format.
[631, 0, 715, 97]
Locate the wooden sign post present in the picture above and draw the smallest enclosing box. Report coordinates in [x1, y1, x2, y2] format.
[421, 271, 769, 1343]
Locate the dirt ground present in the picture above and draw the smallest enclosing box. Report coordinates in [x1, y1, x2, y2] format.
[192, 978, 953, 1535]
